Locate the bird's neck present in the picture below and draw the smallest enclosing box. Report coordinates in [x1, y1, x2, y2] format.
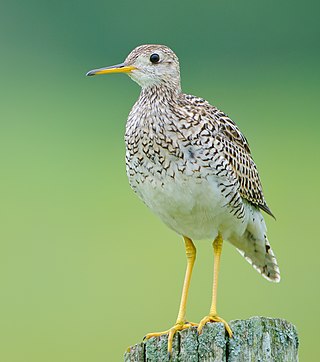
[128, 83, 181, 130]
[139, 83, 181, 105]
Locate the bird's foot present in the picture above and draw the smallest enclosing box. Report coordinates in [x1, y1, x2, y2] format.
[144, 320, 198, 357]
[197, 314, 233, 337]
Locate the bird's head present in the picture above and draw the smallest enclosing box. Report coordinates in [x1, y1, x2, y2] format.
[86, 44, 181, 90]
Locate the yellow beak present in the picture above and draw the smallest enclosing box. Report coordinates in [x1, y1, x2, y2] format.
[86, 63, 136, 76]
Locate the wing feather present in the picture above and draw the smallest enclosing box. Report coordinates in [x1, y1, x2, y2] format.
[215, 113, 274, 217]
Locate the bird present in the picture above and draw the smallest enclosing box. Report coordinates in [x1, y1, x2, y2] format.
[86, 44, 280, 356]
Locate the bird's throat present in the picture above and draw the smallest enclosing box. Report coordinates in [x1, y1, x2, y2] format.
[140, 83, 181, 105]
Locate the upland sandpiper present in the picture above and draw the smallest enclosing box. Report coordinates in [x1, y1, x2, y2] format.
[86, 44, 280, 356]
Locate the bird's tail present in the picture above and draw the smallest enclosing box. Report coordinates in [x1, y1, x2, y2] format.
[229, 211, 280, 282]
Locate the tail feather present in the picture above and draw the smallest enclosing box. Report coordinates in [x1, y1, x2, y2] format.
[236, 234, 280, 282]
[230, 208, 281, 282]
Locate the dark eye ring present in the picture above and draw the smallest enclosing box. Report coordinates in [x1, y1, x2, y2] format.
[150, 53, 160, 63]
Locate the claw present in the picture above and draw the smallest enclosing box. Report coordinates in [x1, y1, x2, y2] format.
[144, 321, 196, 356]
[197, 315, 233, 337]
[185, 321, 198, 327]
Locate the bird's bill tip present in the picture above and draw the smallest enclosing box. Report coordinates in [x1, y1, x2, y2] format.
[86, 63, 136, 76]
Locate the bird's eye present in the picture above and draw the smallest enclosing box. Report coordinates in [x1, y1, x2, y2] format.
[150, 53, 160, 63]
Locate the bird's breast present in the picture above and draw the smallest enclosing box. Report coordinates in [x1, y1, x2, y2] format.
[125, 126, 245, 240]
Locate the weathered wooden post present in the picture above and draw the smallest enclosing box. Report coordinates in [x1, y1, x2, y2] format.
[124, 317, 298, 362]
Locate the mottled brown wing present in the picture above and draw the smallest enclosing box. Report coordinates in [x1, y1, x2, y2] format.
[216, 116, 274, 217]
[178, 94, 274, 217]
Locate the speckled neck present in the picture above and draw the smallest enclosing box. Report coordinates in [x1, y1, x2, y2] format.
[139, 83, 181, 106]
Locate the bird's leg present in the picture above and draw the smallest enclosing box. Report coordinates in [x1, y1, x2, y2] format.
[144, 236, 197, 355]
[197, 233, 233, 337]
[175, 236, 197, 325]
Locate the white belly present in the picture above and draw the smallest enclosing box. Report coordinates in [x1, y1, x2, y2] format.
[130, 172, 248, 241]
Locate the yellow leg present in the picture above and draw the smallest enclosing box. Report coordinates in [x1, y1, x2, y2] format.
[197, 233, 233, 337]
[176, 236, 196, 323]
[144, 236, 197, 355]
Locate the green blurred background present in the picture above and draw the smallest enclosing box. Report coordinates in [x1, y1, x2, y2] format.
[1, 0, 319, 360]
